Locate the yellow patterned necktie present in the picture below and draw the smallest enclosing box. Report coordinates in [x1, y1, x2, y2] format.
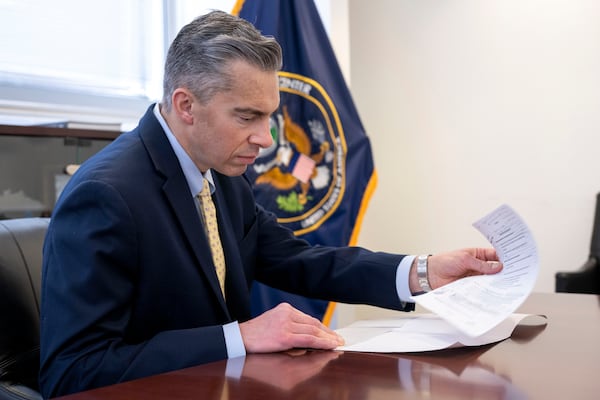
[198, 178, 226, 297]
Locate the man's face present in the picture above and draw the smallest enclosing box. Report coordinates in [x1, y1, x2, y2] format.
[183, 60, 280, 176]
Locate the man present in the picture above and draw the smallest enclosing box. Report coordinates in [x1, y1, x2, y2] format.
[39, 10, 501, 398]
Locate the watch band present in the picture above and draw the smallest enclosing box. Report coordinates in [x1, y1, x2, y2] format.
[417, 255, 433, 292]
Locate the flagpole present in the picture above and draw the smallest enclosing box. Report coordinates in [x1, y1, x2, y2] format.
[349, 170, 378, 246]
[231, 0, 245, 16]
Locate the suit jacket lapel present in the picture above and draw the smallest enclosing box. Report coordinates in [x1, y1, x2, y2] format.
[137, 106, 229, 316]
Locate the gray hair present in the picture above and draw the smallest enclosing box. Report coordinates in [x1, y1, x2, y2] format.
[161, 10, 283, 111]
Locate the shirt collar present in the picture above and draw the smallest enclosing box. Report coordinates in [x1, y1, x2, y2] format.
[153, 103, 215, 195]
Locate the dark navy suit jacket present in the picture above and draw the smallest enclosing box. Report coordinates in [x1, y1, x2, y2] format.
[39, 106, 412, 398]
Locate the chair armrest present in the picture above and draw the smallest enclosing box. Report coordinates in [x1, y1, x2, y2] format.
[0, 383, 42, 400]
[555, 257, 600, 294]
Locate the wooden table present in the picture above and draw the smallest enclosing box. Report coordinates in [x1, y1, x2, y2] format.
[55, 292, 600, 399]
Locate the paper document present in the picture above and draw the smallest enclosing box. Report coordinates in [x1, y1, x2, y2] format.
[336, 204, 545, 353]
[336, 313, 544, 353]
[413, 204, 539, 337]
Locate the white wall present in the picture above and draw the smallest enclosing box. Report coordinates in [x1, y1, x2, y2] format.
[190, 0, 597, 325]
[345, 0, 600, 295]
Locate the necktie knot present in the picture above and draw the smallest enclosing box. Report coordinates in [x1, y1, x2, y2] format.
[199, 178, 211, 199]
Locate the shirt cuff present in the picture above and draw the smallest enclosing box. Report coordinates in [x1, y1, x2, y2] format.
[396, 255, 416, 303]
[223, 321, 246, 359]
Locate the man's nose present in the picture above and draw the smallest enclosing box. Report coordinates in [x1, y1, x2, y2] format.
[251, 120, 274, 148]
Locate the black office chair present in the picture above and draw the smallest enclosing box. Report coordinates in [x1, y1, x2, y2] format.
[0, 218, 49, 400]
[555, 193, 600, 294]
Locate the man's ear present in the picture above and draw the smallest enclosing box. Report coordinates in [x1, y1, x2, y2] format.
[171, 88, 195, 125]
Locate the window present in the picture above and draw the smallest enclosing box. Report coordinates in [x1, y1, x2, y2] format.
[0, 0, 167, 126]
[0, 0, 328, 127]
[0, 0, 164, 98]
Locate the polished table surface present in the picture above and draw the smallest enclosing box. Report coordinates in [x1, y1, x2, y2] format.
[55, 292, 600, 399]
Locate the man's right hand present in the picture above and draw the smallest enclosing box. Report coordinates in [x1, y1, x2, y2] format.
[239, 302, 345, 353]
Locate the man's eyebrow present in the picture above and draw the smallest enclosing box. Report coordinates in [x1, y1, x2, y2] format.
[234, 107, 270, 117]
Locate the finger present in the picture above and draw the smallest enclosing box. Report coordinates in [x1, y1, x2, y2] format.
[474, 247, 500, 262]
[286, 312, 345, 347]
[289, 320, 345, 346]
[277, 304, 345, 347]
[483, 260, 503, 274]
[289, 308, 340, 336]
[290, 330, 345, 349]
[468, 256, 503, 275]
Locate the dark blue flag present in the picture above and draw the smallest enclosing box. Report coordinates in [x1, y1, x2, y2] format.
[233, 0, 377, 325]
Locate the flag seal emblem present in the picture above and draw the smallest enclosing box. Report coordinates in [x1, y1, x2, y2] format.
[247, 71, 347, 236]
